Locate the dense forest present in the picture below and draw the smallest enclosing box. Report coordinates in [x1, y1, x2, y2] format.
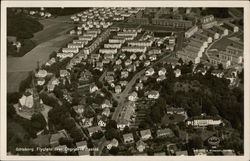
[7, 9, 43, 39]
[7, 9, 43, 57]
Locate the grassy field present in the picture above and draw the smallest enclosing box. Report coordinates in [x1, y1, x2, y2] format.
[7, 72, 30, 93]
[32, 16, 75, 44]
[7, 16, 75, 93]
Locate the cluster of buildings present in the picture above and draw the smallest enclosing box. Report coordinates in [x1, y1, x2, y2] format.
[178, 14, 242, 68]
[128, 8, 194, 29]
[70, 7, 141, 33]
[29, 8, 52, 18]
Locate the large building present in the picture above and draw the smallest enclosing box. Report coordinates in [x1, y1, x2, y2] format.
[152, 18, 192, 28]
[200, 15, 217, 29]
[185, 26, 198, 38]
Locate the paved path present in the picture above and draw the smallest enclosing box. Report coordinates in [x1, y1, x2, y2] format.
[112, 53, 174, 121]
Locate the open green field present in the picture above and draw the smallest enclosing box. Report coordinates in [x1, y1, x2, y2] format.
[7, 16, 75, 93]
[32, 16, 75, 44]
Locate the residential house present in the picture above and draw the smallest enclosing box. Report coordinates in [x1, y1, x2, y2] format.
[122, 46, 147, 53]
[130, 53, 137, 60]
[89, 84, 99, 93]
[120, 53, 126, 59]
[174, 69, 181, 77]
[166, 107, 186, 115]
[156, 128, 174, 138]
[115, 59, 122, 65]
[136, 140, 147, 152]
[125, 59, 133, 66]
[120, 80, 128, 87]
[158, 68, 167, 76]
[140, 129, 152, 140]
[115, 85, 122, 94]
[211, 70, 224, 78]
[81, 117, 94, 128]
[121, 71, 129, 79]
[139, 53, 147, 60]
[102, 107, 111, 117]
[104, 43, 122, 49]
[128, 41, 153, 47]
[128, 91, 138, 101]
[73, 105, 84, 115]
[101, 99, 112, 109]
[157, 75, 166, 82]
[35, 70, 48, 78]
[99, 48, 118, 54]
[45, 58, 56, 66]
[62, 48, 79, 53]
[144, 60, 151, 67]
[68, 43, 84, 49]
[117, 31, 137, 37]
[147, 90, 160, 99]
[148, 49, 161, 55]
[60, 70, 69, 78]
[149, 54, 157, 61]
[109, 38, 125, 44]
[107, 138, 119, 150]
[57, 52, 74, 59]
[185, 25, 198, 38]
[105, 76, 114, 83]
[123, 133, 134, 144]
[88, 126, 102, 136]
[135, 83, 143, 91]
[145, 68, 155, 76]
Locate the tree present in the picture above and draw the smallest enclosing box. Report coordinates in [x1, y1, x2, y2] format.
[105, 128, 119, 140]
[105, 120, 118, 130]
[92, 131, 104, 140]
[208, 105, 219, 116]
[70, 127, 84, 142]
[189, 136, 203, 149]
[189, 102, 202, 117]
[178, 58, 184, 65]
[30, 113, 47, 132]
[62, 117, 76, 131]
[218, 63, 224, 70]
[109, 147, 119, 155]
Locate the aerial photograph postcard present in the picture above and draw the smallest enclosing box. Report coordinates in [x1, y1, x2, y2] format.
[1, 1, 249, 160]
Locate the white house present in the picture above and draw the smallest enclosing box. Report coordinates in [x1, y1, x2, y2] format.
[158, 68, 167, 76]
[145, 68, 155, 76]
[147, 90, 160, 99]
[128, 91, 138, 102]
[185, 25, 198, 38]
[174, 69, 181, 77]
[62, 48, 79, 54]
[99, 48, 117, 54]
[89, 84, 99, 93]
[35, 70, 48, 78]
[122, 47, 147, 53]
